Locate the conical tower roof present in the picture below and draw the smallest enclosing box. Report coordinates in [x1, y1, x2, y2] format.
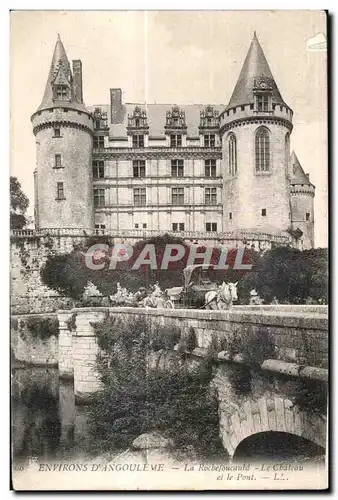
[35, 34, 89, 114]
[290, 151, 313, 186]
[227, 32, 286, 109]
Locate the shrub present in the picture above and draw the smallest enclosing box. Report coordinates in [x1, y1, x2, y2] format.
[219, 328, 274, 366]
[207, 334, 220, 361]
[66, 314, 76, 332]
[240, 327, 275, 365]
[177, 327, 197, 353]
[151, 325, 181, 351]
[293, 379, 327, 415]
[26, 316, 59, 340]
[87, 315, 223, 457]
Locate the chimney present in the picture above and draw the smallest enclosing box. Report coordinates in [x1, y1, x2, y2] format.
[72, 60, 83, 104]
[110, 88, 123, 124]
[306, 173, 310, 180]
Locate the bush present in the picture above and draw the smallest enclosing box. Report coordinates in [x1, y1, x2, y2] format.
[151, 325, 181, 351]
[26, 316, 59, 340]
[177, 327, 197, 353]
[87, 315, 223, 457]
[66, 314, 76, 332]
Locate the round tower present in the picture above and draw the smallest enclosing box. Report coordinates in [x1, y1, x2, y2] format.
[220, 33, 293, 237]
[290, 151, 315, 249]
[31, 35, 94, 231]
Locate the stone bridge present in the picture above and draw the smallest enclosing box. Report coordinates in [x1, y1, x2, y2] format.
[53, 305, 328, 458]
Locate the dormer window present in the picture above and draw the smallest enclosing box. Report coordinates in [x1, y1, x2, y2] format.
[132, 135, 144, 148]
[256, 94, 269, 112]
[199, 106, 220, 129]
[54, 84, 70, 101]
[93, 107, 108, 130]
[127, 106, 148, 131]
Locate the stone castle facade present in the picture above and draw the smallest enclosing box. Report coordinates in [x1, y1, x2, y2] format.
[30, 33, 315, 249]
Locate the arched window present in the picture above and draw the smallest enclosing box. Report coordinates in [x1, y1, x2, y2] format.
[228, 133, 237, 175]
[255, 127, 270, 172]
[285, 132, 290, 174]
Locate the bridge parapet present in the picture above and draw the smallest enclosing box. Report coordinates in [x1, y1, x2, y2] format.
[54, 305, 329, 457]
[57, 305, 328, 402]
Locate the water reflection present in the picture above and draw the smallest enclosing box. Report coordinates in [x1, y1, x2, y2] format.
[12, 368, 92, 463]
[12, 368, 326, 467]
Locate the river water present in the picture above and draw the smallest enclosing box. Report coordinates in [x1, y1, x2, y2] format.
[12, 367, 96, 465]
[12, 367, 326, 468]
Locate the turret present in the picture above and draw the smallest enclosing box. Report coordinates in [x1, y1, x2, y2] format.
[220, 32, 293, 236]
[31, 34, 94, 231]
[290, 151, 315, 248]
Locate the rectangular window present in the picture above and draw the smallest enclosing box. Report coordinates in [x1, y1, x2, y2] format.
[56, 182, 65, 200]
[257, 94, 269, 112]
[171, 159, 184, 177]
[306, 212, 310, 221]
[133, 160, 146, 178]
[143, 223, 147, 229]
[132, 135, 144, 148]
[170, 135, 182, 147]
[134, 188, 146, 206]
[205, 187, 217, 205]
[135, 223, 139, 228]
[92, 160, 105, 179]
[205, 159, 216, 177]
[261, 208, 267, 216]
[204, 135, 216, 148]
[172, 223, 185, 231]
[56, 85, 69, 100]
[206, 222, 217, 232]
[54, 154, 62, 168]
[54, 128, 61, 137]
[95, 224, 106, 235]
[229, 212, 232, 220]
[93, 136, 105, 149]
[93, 188, 105, 208]
[171, 187, 184, 206]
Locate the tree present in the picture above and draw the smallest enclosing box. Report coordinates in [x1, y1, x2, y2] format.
[10, 177, 29, 229]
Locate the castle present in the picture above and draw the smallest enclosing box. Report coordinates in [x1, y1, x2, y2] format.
[30, 33, 315, 249]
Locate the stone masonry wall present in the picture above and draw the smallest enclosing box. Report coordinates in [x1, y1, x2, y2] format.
[58, 305, 328, 401]
[11, 237, 87, 314]
[11, 313, 58, 366]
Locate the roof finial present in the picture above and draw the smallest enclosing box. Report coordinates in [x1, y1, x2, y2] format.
[253, 30, 257, 38]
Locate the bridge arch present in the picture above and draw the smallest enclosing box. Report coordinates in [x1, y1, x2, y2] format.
[233, 431, 325, 460]
[219, 395, 326, 458]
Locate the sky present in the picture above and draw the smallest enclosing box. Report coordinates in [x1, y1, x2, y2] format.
[10, 10, 328, 247]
